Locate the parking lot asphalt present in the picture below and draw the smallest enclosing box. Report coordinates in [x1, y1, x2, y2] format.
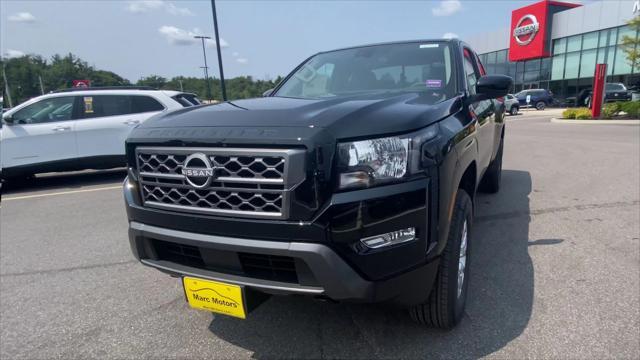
[1, 110, 639, 359]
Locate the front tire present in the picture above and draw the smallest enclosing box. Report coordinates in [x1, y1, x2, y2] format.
[535, 101, 546, 110]
[510, 106, 519, 116]
[409, 190, 473, 329]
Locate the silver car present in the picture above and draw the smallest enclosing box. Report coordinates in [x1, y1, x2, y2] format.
[504, 94, 520, 116]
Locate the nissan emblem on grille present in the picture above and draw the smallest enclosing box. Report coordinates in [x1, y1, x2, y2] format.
[135, 147, 305, 219]
[181, 153, 216, 189]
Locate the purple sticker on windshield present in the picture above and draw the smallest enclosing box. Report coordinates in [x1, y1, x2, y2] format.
[426, 80, 442, 88]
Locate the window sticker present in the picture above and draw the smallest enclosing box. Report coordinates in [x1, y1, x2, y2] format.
[426, 79, 443, 88]
[419, 44, 439, 49]
[293, 64, 317, 83]
[84, 97, 94, 113]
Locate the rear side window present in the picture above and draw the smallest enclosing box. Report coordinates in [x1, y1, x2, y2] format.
[131, 96, 164, 113]
[82, 95, 130, 118]
[81, 95, 164, 118]
[172, 94, 202, 107]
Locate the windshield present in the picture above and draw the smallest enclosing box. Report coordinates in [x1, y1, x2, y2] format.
[606, 83, 626, 91]
[275, 42, 455, 101]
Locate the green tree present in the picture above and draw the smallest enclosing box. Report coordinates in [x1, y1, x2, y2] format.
[620, 16, 640, 70]
[90, 70, 130, 87]
[44, 53, 93, 90]
[136, 75, 167, 89]
[1, 55, 47, 105]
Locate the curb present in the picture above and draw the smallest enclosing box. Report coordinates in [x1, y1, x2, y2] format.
[550, 118, 640, 125]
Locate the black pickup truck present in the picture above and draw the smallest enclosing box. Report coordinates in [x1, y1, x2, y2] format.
[124, 39, 511, 329]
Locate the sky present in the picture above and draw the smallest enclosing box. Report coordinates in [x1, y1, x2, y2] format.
[0, 0, 590, 82]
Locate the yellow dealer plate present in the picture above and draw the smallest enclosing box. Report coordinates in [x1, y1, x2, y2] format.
[182, 277, 246, 319]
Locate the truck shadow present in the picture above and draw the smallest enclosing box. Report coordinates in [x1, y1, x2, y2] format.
[207, 170, 534, 359]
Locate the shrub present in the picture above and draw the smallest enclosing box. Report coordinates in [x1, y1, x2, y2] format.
[574, 108, 592, 120]
[620, 101, 640, 118]
[562, 108, 578, 119]
[601, 102, 621, 119]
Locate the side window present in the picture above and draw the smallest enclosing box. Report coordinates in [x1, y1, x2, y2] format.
[82, 95, 131, 118]
[463, 50, 480, 95]
[131, 96, 164, 113]
[11, 96, 76, 124]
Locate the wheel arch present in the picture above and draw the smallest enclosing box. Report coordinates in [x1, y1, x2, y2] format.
[458, 161, 477, 204]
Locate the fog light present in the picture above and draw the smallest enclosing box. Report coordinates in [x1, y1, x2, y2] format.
[360, 228, 416, 249]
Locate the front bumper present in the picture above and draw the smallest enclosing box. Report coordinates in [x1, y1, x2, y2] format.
[129, 221, 438, 304]
[125, 176, 438, 305]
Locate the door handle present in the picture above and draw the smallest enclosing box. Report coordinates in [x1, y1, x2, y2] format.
[123, 120, 140, 125]
[52, 126, 71, 132]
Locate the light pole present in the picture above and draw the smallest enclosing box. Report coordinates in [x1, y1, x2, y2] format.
[210, 0, 227, 101]
[194, 35, 212, 101]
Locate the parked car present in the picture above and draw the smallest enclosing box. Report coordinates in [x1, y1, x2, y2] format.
[585, 83, 632, 107]
[504, 94, 520, 115]
[515, 88, 554, 110]
[123, 39, 512, 328]
[1, 87, 201, 180]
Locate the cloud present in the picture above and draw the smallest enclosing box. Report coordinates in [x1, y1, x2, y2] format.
[158, 26, 229, 48]
[8, 12, 36, 23]
[126, 0, 163, 13]
[165, 3, 193, 16]
[236, 58, 248, 64]
[3, 49, 26, 58]
[127, 1, 193, 16]
[442, 32, 459, 39]
[232, 52, 240, 57]
[432, 0, 462, 16]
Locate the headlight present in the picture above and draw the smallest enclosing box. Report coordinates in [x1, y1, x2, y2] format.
[337, 124, 439, 190]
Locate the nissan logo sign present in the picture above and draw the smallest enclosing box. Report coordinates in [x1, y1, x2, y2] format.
[181, 153, 215, 189]
[513, 14, 540, 46]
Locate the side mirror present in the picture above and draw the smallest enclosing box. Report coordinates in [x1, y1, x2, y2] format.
[262, 88, 274, 97]
[473, 75, 512, 101]
[2, 114, 14, 125]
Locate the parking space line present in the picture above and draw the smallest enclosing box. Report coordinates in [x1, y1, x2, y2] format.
[3, 185, 122, 201]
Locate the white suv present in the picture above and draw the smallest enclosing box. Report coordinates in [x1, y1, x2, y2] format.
[1, 87, 200, 179]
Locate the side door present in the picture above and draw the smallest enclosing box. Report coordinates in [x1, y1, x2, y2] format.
[74, 95, 164, 158]
[1, 96, 79, 169]
[463, 48, 495, 173]
[517, 90, 528, 106]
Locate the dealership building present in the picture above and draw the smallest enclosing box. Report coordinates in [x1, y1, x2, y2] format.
[467, 0, 640, 103]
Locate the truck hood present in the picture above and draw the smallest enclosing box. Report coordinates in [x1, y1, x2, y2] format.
[136, 92, 462, 141]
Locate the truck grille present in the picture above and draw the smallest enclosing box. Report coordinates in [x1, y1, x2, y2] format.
[135, 147, 305, 219]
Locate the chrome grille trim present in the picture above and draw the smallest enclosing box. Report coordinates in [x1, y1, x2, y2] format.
[135, 147, 305, 219]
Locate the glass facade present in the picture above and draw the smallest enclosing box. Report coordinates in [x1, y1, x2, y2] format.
[478, 25, 640, 106]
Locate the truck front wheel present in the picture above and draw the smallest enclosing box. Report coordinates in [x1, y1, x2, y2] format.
[409, 189, 472, 329]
